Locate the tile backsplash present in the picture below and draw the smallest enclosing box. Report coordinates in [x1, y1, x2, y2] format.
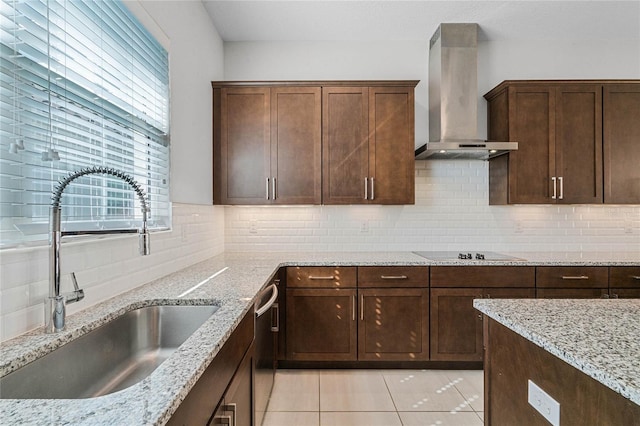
[0, 203, 225, 341]
[225, 161, 640, 253]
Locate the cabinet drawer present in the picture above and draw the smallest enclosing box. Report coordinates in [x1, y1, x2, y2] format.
[536, 266, 608, 288]
[536, 288, 608, 298]
[358, 266, 428, 288]
[286, 266, 357, 288]
[609, 266, 640, 288]
[430, 266, 535, 288]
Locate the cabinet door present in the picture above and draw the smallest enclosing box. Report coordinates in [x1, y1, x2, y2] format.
[604, 84, 640, 203]
[218, 347, 254, 426]
[555, 84, 603, 203]
[431, 287, 534, 361]
[368, 87, 415, 204]
[507, 85, 555, 204]
[286, 288, 357, 361]
[358, 288, 429, 361]
[430, 288, 483, 361]
[219, 87, 271, 204]
[322, 87, 369, 204]
[271, 87, 322, 204]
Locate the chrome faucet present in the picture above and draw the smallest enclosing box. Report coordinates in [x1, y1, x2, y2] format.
[45, 166, 151, 333]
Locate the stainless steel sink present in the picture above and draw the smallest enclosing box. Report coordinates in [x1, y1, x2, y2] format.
[0, 304, 219, 399]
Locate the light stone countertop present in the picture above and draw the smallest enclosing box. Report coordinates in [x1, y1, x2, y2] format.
[1, 250, 638, 425]
[474, 298, 640, 406]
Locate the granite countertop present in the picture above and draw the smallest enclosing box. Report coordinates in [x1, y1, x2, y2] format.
[474, 298, 640, 406]
[1, 250, 638, 425]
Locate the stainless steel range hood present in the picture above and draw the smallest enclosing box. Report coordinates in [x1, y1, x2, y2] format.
[415, 23, 517, 160]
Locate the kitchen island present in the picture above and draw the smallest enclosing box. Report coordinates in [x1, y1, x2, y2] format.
[474, 298, 640, 425]
[0, 251, 638, 425]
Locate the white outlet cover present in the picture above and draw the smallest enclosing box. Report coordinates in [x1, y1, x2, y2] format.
[528, 379, 560, 426]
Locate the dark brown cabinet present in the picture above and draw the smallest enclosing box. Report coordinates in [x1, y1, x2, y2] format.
[608, 266, 640, 298]
[536, 266, 609, 299]
[213, 86, 271, 205]
[485, 80, 640, 205]
[430, 266, 535, 361]
[210, 346, 254, 426]
[604, 84, 640, 203]
[358, 266, 429, 361]
[168, 309, 254, 426]
[285, 266, 428, 362]
[213, 84, 321, 205]
[322, 84, 416, 205]
[285, 266, 358, 361]
[485, 81, 603, 204]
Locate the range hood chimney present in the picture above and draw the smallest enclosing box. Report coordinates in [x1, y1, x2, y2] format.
[415, 23, 517, 160]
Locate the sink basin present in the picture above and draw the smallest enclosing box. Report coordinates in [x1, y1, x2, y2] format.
[0, 304, 219, 399]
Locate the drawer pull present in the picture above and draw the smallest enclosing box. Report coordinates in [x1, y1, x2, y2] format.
[308, 275, 335, 280]
[632, 276, 640, 280]
[561, 275, 589, 280]
[380, 275, 408, 280]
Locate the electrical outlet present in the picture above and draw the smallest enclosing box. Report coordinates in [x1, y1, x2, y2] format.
[624, 219, 633, 234]
[249, 220, 258, 234]
[515, 221, 524, 234]
[528, 380, 560, 426]
[360, 220, 369, 233]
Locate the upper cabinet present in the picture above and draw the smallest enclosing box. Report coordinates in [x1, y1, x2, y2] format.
[213, 85, 321, 205]
[484, 80, 639, 205]
[213, 81, 417, 206]
[603, 84, 640, 204]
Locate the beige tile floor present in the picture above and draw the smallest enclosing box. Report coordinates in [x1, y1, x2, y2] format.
[263, 369, 484, 426]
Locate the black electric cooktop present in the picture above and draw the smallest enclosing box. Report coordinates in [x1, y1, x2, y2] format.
[413, 251, 526, 262]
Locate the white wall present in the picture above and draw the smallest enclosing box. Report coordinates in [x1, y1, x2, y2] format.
[225, 39, 640, 145]
[223, 39, 640, 254]
[0, 1, 226, 341]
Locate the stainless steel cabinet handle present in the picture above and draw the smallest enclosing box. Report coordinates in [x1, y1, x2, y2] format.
[266, 178, 270, 200]
[561, 275, 589, 280]
[214, 415, 231, 425]
[558, 176, 564, 200]
[364, 177, 368, 200]
[223, 403, 237, 426]
[360, 294, 364, 321]
[632, 276, 640, 280]
[308, 275, 335, 280]
[271, 302, 279, 332]
[352, 295, 356, 321]
[380, 275, 408, 280]
[272, 177, 277, 200]
[370, 177, 375, 200]
[551, 176, 557, 199]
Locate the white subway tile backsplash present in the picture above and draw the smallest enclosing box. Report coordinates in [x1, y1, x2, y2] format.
[224, 160, 640, 253]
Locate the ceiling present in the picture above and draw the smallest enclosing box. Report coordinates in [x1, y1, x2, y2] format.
[202, 1, 640, 42]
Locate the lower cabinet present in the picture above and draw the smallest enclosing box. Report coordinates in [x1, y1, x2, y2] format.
[609, 266, 640, 298]
[536, 266, 609, 299]
[430, 266, 536, 362]
[168, 309, 254, 426]
[358, 288, 429, 361]
[210, 346, 254, 426]
[286, 288, 358, 361]
[285, 266, 429, 362]
[430, 287, 535, 361]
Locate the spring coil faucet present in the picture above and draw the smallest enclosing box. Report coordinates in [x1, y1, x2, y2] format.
[46, 166, 151, 333]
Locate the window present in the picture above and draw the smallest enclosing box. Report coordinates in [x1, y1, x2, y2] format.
[0, 0, 170, 248]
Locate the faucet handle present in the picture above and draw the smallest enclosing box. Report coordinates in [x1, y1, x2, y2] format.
[65, 272, 84, 304]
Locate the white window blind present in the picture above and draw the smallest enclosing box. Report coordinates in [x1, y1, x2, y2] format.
[0, 0, 170, 248]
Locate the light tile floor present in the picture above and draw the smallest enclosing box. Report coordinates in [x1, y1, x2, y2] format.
[263, 369, 484, 426]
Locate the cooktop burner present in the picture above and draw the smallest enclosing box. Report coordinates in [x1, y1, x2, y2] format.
[413, 251, 526, 262]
